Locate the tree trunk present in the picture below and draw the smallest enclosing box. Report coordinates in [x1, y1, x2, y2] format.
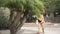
[9, 11, 14, 26]
[16, 16, 27, 32]
[10, 11, 22, 34]
[10, 9, 28, 34]
[15, 11, 28, 33]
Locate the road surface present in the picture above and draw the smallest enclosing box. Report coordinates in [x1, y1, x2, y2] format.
[0, 23, 60, 34]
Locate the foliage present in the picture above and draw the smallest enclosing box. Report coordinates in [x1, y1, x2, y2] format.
[0, 7, 9, 30]
[0, 0, 45, 18]
[40, 0, 60, 12]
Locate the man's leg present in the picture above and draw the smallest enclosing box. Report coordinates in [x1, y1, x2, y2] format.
[41, 23, 44, 33]
[37, 23, 40, 34]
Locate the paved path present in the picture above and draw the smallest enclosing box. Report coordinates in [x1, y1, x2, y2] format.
[0, 23, 60, 34]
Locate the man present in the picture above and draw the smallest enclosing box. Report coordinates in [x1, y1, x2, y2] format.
[37, 15, 45, 34]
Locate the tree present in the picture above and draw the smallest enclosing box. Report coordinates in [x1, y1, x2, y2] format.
[40, 0, 60, 13]
[0, 0, 45, 34]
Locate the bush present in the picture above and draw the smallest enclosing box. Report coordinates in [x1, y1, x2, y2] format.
[0, 7, 10, 30]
